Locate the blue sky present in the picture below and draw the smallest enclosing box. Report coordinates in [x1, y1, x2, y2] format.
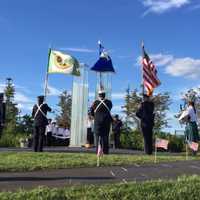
[0, 0, 200, 133]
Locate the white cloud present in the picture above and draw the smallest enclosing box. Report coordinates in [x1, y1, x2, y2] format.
[59, 47, 96, 53]
[112, 92, 125, 100]
[0, 82, 34, 112]
[149, 54, 174, 66]
[137, 53, 173, 66]
[0, 83, 33, 103]
[17, 103, 33, 111]
[166, 57, 200, 79]
[15, 93, 34, 104]
[15, 92, 34, 112]
[141, 0, 190, 16]
[137, 53, 200, 79]
[47, 85, 62, 96]
[0, 84, 6, 92]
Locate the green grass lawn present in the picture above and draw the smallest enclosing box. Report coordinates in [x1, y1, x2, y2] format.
[0, 152, 199, 172]
[0, 176, 200, 199]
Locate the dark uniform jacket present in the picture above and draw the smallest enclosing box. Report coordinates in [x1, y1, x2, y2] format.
[91, 99, 112, 136]
[32, 103, 51, 126]
[136, 101, 154, 127]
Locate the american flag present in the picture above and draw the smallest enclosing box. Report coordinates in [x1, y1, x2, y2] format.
[142, 45, 161, 96]
[188, 141, 199, 151]
[155, 138, 169, 150]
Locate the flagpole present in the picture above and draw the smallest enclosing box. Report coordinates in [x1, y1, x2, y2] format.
[44, 48, 51, 100]
[97, 154, 100, 167]
[141, 41, 145, 98]
[154, 136, 157, 163]
[98, 40, 103, 90]
[97, 136, 101, 167]
[186, 141, 188, 161]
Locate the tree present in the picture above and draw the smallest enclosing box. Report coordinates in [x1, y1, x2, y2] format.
[4, 78, 19, 133]
[56, 91, 72, 127]
[123, 88, 171, 133]
[152, 92, 171, 132]
[17, 114, 33, 135]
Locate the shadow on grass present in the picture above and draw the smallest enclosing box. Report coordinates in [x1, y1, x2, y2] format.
[0, 176, 114, 182]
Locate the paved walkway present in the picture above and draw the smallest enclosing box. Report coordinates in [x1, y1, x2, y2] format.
[0, 147, 143, 154]
[0, 147, 181, 156]
[1, 160, 200, 191]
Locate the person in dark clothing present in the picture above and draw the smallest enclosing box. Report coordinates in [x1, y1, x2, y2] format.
[136, 94, 155, 155]
[0, 93, 6, 138]
[90, 90, 112, 154]
[45, 119, 53, 146]
[112, 114, 123, 149]
[32, 96, 51, 152]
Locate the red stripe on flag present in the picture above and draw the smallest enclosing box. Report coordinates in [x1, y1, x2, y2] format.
[142, 49, 161, 95]
[143, 65, 160, 86]
[155, 138, 169, 150]
[188, 141, 199, 151]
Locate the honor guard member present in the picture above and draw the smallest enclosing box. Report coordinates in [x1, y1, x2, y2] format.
[90, 90, 112, 154]
[32, 96, 51, 152]
[136, 94, 155, 155]
[0, 93, 6, 138]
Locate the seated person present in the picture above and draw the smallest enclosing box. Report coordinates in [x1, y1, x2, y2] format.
[64, 126, 70, 138]
[52, 121, 58, 136]
[45, 119, 53, 146]
[53, 124, 70, 146]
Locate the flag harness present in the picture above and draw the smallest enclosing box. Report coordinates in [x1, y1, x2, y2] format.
[94, 99, 110, 114]
[34, 103, 47, 119]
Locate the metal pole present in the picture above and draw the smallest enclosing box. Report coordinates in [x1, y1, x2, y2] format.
[141, 41, 145, 98]
[154, 136, 157, 163]
[44, 48, 51, 100]
[97, 136, 101, 167]
[186, 142, 188, 160]
[98, 40, 103, 90]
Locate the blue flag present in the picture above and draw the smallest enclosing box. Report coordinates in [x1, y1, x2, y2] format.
[91, 42, 115, 73]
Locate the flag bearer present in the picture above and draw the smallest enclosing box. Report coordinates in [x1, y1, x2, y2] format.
[136, 94, 155, 155]
[90, 90, 112, 154]
[32, 96, 51, 152]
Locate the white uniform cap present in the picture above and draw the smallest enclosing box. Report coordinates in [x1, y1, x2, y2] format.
[98, 90, 105, 94]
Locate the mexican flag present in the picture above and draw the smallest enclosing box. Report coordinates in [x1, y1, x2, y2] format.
[48, 50, 80, 76]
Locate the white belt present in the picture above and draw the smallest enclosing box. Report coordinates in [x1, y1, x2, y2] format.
[94, 99, 110, 113]
[34, 103, 46, 119]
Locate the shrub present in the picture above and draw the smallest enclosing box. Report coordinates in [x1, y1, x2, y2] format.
[120, 128, 186, 152]
[0, 131, 31, 147]
[168, 135, 185, 152]
[0, 133, 20, 147]
[120, 129, 143, 150]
